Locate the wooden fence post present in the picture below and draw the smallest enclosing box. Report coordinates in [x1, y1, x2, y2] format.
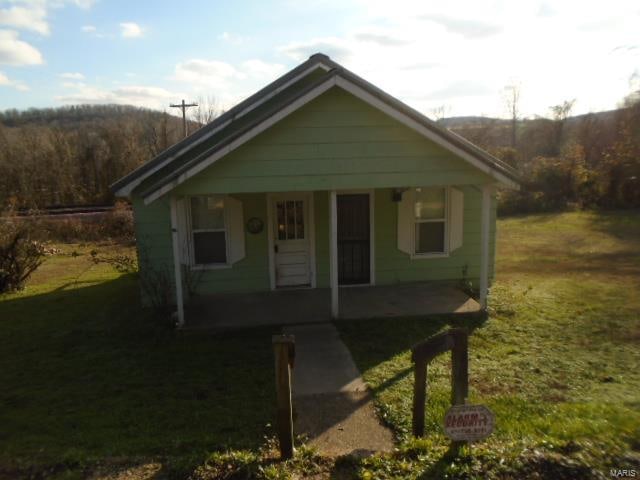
[451, 329, 469, 406]
[412, 362, 427, 437]
[272, 334, 295, 460]
[411, 329, 470, 440]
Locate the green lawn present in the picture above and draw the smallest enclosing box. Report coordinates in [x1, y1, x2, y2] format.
[1, 211, 639, 479]
[0, 244, 279, 478]
[337, 210, 640, 478]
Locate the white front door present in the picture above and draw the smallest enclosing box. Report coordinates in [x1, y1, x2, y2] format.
[273, 195, 311, 287]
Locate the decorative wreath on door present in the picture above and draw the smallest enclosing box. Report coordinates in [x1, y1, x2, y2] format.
[246, 217, 264, 234]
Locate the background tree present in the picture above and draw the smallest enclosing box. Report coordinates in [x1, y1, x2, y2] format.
[503, 83, 521, 149]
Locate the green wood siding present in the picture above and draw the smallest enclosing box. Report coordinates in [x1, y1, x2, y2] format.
[174, 87, 492, 195]
[132, 86, 497, 300]
[372, 187, 496, 286]
[192, 193, 270, 295]
[132, 196, 175, 305]
[133, 193, 271, 303]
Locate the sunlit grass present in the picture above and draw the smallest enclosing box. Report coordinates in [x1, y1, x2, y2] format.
[337, 210, 640, 478]
[2, 211, 639, 479]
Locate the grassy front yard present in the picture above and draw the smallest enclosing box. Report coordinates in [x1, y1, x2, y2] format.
[338, 210, 640, 478]
[1, 210, 638, 479]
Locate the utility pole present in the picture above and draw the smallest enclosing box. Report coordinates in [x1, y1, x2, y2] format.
[170, 99, 198, 138]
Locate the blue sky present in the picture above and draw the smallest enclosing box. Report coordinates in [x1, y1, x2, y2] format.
[1, 0, 639, 119]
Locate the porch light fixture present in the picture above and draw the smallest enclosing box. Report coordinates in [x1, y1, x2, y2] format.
[392, 187, 409, 202]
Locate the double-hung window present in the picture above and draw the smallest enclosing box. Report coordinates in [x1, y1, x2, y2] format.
[414, 187, 447, 255]
[190, 195, 227, 265]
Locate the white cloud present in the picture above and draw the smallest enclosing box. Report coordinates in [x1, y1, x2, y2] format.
[274, 0, 640, 118]
[241, 59, 285, 79]
[0, 0, 96, 38]
[280, 37, 353, 63]
[218, 31, 248, 45]
[0, 4, 49, 35]
[71, 0, 96, 9]
[419, 14, 502, 39]
[353, 29, 409, 47]
[61, 80, 85, 88]
[170, 58, 289, 111]
[56, 83, 183, 109]
[174, 59, 242, 88]
[0, 70, 29, 90]
[119, 22, 144, 38]
[59, 72, 84, 80]
[81, 24, 96, 33]
[0, 29, 43, 65]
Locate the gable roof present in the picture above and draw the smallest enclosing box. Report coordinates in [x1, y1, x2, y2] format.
[112, 53, 519, 203]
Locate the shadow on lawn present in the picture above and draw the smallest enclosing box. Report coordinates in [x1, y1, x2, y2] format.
[323, 312, 487, 445]
[337, 312, 487, 385]
[0, 275, 279, 474]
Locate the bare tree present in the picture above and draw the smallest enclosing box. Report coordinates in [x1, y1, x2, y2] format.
[431, 104, 451, 122]
[190, 96, 220, 128]
[549, 99, 576, 154]
[503, 84, 521, 148]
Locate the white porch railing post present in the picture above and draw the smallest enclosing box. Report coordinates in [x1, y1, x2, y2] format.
[479, 185, 492, 309]
[329, 190, 339, 318]
[169, 196, 185, 327]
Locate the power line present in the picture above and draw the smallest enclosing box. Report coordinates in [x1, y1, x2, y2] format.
[170, 99, 198, 138]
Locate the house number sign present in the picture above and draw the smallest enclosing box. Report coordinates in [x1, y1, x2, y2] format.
[443, 404, 494, 442]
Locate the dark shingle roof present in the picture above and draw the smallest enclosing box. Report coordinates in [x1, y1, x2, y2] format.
[113, 53, 519, 199]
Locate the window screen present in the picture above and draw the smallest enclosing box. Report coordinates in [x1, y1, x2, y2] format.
[190, 195, 227, 265]
[414, 188, 446, 254]
[193, 231, 226, 264]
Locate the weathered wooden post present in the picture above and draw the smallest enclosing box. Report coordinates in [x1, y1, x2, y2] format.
[451, 329, 469, 406]
[449, 329, 469, 453]
[272, 334, 295, 459]
[410, 328, 469, 438]
[412, 361, 428, 437]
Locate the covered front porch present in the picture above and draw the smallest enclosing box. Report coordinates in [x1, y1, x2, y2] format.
[170, 185, 494, 327]
[184, 282, 481, 330]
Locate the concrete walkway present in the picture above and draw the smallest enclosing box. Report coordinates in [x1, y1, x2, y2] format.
[283, 323, 394, 457]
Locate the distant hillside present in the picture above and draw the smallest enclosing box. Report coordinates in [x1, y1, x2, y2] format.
[0, 104, 199, 207]
[0, 104, 194, 129]
[438, 109, 620, 130]
[0, 100, 637, 212]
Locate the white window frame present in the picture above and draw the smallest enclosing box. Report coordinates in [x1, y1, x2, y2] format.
[187, 195, 231, 270]
[411, 187, 450, 259]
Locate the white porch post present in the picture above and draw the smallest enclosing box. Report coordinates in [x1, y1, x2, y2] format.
[479, 185, 492, 309]
[169, 196, 185, 327]
[329, 190, 339, 318]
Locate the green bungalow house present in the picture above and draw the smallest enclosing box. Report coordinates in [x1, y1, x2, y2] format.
[112, 53, 519, 327]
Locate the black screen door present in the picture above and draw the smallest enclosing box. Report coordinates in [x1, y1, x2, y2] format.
[337, 194, 370, 285]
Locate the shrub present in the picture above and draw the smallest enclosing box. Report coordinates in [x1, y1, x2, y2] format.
[0, 226, 46, 293]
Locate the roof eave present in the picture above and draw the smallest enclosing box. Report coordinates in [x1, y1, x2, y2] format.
[140, 71, 519, 203]
[110, 55, 335, 198]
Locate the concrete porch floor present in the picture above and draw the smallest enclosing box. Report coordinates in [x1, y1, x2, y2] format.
[185, 282, 480, 330]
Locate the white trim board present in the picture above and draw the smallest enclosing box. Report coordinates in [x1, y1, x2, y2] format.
[169, 196, 185, 327]
[114, 62, 332, 197]
[143, 74, 517, 204]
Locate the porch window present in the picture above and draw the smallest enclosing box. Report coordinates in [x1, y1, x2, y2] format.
[414, 187, 447, 255]
[190, 195, 227, 265]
